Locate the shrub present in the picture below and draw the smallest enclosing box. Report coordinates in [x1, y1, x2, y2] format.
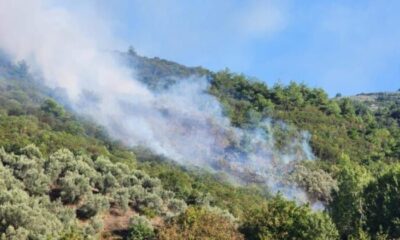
[83, 215, 104, 236]
[141, 176, 161, 190]
[110, 188, 130, 211]
[1, 226, 29, 240]
[59, 171, 91, 203]
[45, 149, 75, 181]
[101, 172, 119, 193]
[240, 195, 338, 240]
[20, 144, 42, 159]
[141, 193, 163, 212]
[159, 206, 244, 240]
[127, 215, 155, 240]
[76, 194, 109, 220]
[120, 174, 140, 187]
[59, 226, 86, 240]
[129, 185, 147, 207]
[290, 164, 338, 203]
[167, 199, 187, 216]
[0, 191, 63, 239]
[21, 168, 50, 195]
[93, 156, 113, 174]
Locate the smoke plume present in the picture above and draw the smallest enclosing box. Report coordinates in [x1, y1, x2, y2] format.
[0, 0, 314, 202]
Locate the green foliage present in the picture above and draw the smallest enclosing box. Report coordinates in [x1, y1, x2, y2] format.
[240, 195, 338, 240]
[59, 171, 91, 203]
[0, 226, 29, 240]
[328, 155, 372, 238]
[3, 50, 400, 239]
[167, 199, 188, 216]
[127, 215, 155, 240]
[137, 157, 269, 219]
[76, 194, 109, 220]
[0, 144, 185, 239]
[363, 165, 400, 238]
[290, 164, 338, 203]
[210, 70, 400, 164]
[159, 206, 244, 240]
[0, 164, 63, 239]
[125, 49, 209, 91]
[40, 99, 65, 117]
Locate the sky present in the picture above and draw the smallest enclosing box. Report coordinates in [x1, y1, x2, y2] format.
[58, 0, 400, 96]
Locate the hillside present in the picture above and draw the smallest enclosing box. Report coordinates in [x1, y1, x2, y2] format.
[122, 48, 210, 90]
[348, 92, 400, 134]
[1, 50, 400, 240]
[351, 91, 400, 109]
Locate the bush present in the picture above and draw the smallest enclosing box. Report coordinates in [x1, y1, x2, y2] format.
[141, 176, 161, 190]
[76, 194, 109, 220]
[45, 149, 75, 181]
[167, 199, 187, 216]
[120, 174, 140, 187]
[101, 172, 119, 193]
[21, 168, 50, 195]
[1, 226, 29, 240]
[129, 185, 147, 207]
[111, 188, 130, 211]
[127, 215, 155, 240]
[240, 195, 338, 240]
[290, 164, 338, 203]
[159, 206, 244, 240]
[141, 193, 163, 212]
[20, 144, 42, 159]
[59, 171, 91, 203]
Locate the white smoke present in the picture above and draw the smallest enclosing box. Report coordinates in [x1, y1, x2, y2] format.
[0, 0, 314, 202]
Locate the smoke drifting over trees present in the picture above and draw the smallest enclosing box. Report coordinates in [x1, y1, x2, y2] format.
[0, 0, 314, 201]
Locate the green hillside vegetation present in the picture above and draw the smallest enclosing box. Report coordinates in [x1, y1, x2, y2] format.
[351, 92, 400, 128]
[208, 71, 400, 239]
[123, 47, 209, 90]
[1, 51, 400, 239]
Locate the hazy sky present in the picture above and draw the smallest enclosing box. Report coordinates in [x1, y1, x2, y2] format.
[58, 0, 399, 96]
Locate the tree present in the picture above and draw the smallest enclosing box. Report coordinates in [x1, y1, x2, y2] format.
[324, 101, 341, 116]
[328, 155, 372, 238]
[40, 99, 64, 117]
[339, 98, 356, 117]
[363, 166, 400, 238]
[241, 195, 338, 240]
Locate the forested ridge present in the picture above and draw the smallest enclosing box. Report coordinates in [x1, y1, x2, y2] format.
[1, 50, 400, 239]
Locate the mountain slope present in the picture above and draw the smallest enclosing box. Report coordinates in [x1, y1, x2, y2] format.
[351, 91, 400, 110]
[124, 51, 400, 239]
[1, 50, 400, 239]
[0, 52, 342, 240]
[122, 48, 210, 90]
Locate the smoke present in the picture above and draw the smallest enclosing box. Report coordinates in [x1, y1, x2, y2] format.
[0, 0, 315, 202]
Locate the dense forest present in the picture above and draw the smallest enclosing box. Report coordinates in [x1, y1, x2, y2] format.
[1, 50, 400, 239]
